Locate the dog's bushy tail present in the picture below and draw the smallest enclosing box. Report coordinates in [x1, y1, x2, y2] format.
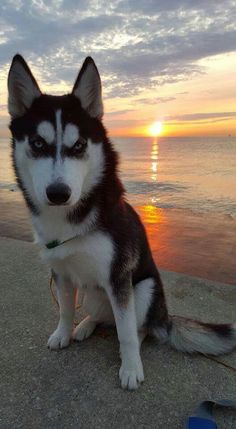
[159, 316, 236, 355]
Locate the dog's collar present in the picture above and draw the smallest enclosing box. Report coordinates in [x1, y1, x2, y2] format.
[45, 236, 78, 249]
[45, 240, 61, 249]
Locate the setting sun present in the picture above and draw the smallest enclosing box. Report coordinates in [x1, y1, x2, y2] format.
[148, 121, 163, 137]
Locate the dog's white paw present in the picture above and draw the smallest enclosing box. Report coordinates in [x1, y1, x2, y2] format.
[119, 359, 144, 390]
[47, 328, 71, 350]
[72, 316, 96, 341]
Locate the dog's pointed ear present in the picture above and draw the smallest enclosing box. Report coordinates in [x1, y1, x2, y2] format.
[8, 54, 41, 118]
[72, 57, 103, 119]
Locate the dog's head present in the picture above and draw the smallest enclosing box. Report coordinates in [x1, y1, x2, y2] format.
[8, 55, 106, 211]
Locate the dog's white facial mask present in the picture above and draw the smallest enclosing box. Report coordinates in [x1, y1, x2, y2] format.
[8, 55, 104, 209]
[14, 115, 104, 208]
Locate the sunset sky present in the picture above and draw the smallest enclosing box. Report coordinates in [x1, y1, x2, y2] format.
[0, 0, 236, 137]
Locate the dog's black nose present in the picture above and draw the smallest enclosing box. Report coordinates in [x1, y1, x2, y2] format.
[46, 183, 71, 205]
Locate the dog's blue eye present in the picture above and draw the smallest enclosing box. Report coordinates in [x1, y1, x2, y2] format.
[30, 137, 46, 150]
[73, 138, 87, 153]
[34, 141, 43, 148]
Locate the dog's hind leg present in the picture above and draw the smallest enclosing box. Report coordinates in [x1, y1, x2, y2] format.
[145, 273, 170, 342]
[135, 276, 170, 343]
[134, 278, 155, 346]
[47, 272, 77, 350]
[73, 286, 114, 341]
[73, 315, 96, 341]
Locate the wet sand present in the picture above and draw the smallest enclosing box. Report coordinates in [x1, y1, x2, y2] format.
[0, 190, 32, 242]
[0, 189, 235, 285]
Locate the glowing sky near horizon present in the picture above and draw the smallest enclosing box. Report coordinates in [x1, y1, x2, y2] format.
[0, 0, 236, 137]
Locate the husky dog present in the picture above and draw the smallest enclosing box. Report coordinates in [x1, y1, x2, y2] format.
[8, 55, 236, 390]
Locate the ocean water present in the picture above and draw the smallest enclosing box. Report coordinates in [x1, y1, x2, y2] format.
[114, 136, 236, 217]
[0, 136, 236, 217]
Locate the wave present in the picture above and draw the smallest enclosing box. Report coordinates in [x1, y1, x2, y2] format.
[0, 183, 18, 191]
[124, 180, 188, 195]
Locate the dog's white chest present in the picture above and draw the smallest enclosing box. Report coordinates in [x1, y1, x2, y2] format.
[42, 231, 114, 288]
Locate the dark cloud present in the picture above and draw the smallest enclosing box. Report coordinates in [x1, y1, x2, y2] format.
[134, 97, 176, 105]
[105, 109, 134, 116]
[167, 112, 236, 121]
[105, 111, 236, 128]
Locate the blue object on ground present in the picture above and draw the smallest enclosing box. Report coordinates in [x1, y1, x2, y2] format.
[186, 416, 217, 429]
[186, 399, 236, 428]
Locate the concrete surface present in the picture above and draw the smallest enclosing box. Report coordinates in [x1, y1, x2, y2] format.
[0, 236, 235, 429]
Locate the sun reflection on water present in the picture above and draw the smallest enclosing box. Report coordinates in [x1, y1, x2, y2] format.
[136, 205, 167, 269]
[139, 205, 164, 225]
[151, 138, 159, 182]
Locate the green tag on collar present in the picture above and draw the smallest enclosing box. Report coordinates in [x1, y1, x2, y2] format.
[46, 240, 60, 249]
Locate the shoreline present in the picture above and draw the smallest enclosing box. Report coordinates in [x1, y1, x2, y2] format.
[0, 189, 236, 285]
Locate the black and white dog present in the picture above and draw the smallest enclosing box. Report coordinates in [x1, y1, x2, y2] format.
[8, 55, 236, 390]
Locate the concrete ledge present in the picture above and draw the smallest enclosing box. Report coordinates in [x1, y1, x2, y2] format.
[0, 237, 235, 429]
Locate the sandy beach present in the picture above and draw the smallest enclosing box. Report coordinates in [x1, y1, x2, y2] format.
[0, 188, 235, 285]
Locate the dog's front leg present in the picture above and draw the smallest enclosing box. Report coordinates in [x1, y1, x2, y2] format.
[47, 274, 76, 350]
[106, 281, 144, 390]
